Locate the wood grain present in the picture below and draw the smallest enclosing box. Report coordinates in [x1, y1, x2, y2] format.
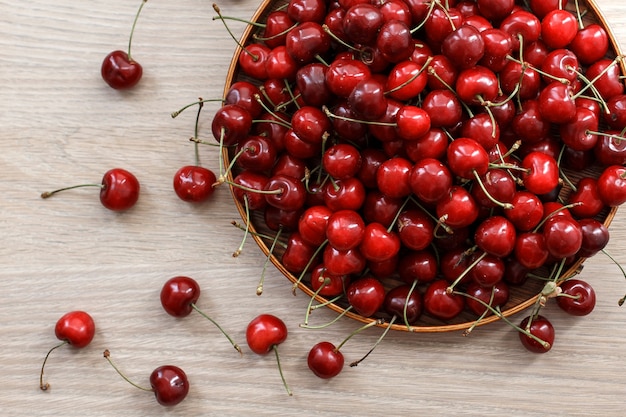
[1, 1, 625, 416]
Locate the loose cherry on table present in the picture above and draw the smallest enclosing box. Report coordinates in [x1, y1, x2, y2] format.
[160, 276, 241, 353]
[40, 311, 95, 391]
[101, 0, 148, 89]
[40, 168, 140, 211]
[246, 314, 292, 395]
[103, 350, 189, 406]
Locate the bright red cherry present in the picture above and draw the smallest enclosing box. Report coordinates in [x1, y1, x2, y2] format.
[519, 315, 554, 354]
[423, 279, 465, 322]
[173, 165, 216, 203]
[246, 314, 291, 395]
[556, 279, 596, 316]
[40, 311, 96, 391]
[40, 168, 140, 211]
[346, 276, 385, 317]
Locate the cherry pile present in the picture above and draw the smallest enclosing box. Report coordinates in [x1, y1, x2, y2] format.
[211, 0, 626, 354]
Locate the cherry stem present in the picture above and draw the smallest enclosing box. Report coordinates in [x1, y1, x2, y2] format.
[171, 98, 224, 118]
[127, 0, 147, 62]
[322, 24, 360, 53]
[557, 145, 577, 192]
[272, 345, 292, 396]
[531, 202, 582, 233]
[258, 227, 283, 296]
[453, 292, 550, 349]
[192, 99, 204, 166]
[233, 195, 250, 257]
[335, 319, 383, 351]
[292, 239, 329, 295]
[463, 287, 497, 336]
[446, 250, 487, 294]
[254, 93, 293, 127]
[587, 130, 624, 143]
[384, 56, 433, 96]
[39, 340, 68, 391]
[230, 221, 287, 248]
[600, 249, 626, 306]
[309, 293, 344, 311]
[403, 280, 419, 331]
[253, 23, 298, 42]
[212, 3, 258, 61]
[191, 304, 242, 354]
[103, 349, 153, 392]
[472, 169, 514, 209]
[303, 277, 331, 326]
[349, 316, 396, 367]
[300, 305, 353, 329]
[322, 105, 396, 127]
[41, 183, 103, 199]
[410, 0, 436, 34]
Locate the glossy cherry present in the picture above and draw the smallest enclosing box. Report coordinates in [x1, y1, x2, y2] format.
[246, 314, 291, 395]
[101, 0, 147, 89]
[556, 279, 596, 316]
[103, 350, 189, 406]
[40, 311, 95, 391]
[423, 280, 465, 322]
[307, 341, 344, 379]
[160, 276, 241, 353]
[41, 168, 140, 211]
[346, 276, 385, 317]
[173, 165, 216, 203]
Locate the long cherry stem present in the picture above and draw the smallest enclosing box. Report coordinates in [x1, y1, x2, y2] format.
[39, 341, 67, 391]
[191, 304, 242, 354]
[103, 349, 153, 392]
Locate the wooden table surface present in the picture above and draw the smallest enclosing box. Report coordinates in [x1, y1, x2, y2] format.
[2, 1, 626, 415]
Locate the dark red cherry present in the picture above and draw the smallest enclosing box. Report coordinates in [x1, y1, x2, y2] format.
[307, 341, 344, 379]
[160, 276, 200, 317]
[556, 279, 596, 316]
[464, 281, 510, 316]
[149, 365, 190, 406]
[346, 276, 385, 317]
[519, 315, 554, 354]
[578, 218, 610, 258]
[423, 279, 465, 322]
[383, 284, 423, 324]
[101, 51, 143, 90]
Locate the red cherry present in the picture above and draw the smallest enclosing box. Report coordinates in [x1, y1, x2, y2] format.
[436, 185, 479, 229]
[464, 281, 510, 317]
[103, 349, 189, 406]
[101, 0, 147, 89]
[520, 151, 560, 196]
[173, 165, 216, 203]
[149, 365, 190, 407]
[578, 218, 610, 258]
[570, 24, 609, 65]
[101, 50, 143, 90]
[246, 314, 291, 395]
[40, 168, 140, 211]
[383, 284, 423, 324]
[540, 9, 577, 49]
[597, 165, 626, 207]
[40, 311, 95, 391]
[543, 216, 583, 259]
[298, 205, 332, 246]
[160, 276, 200, 317]
[474, 216, 516, 258]
[307, 341, 344, 379]
[423, 279, 465, 322]
[326, 209, 366, 251]
[309, 264, 349, 297]
[556, 279, 596, 316]
[519, 315, 554, 354]
[359, 222, 401, 263]
[346, 276, 385, 317]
